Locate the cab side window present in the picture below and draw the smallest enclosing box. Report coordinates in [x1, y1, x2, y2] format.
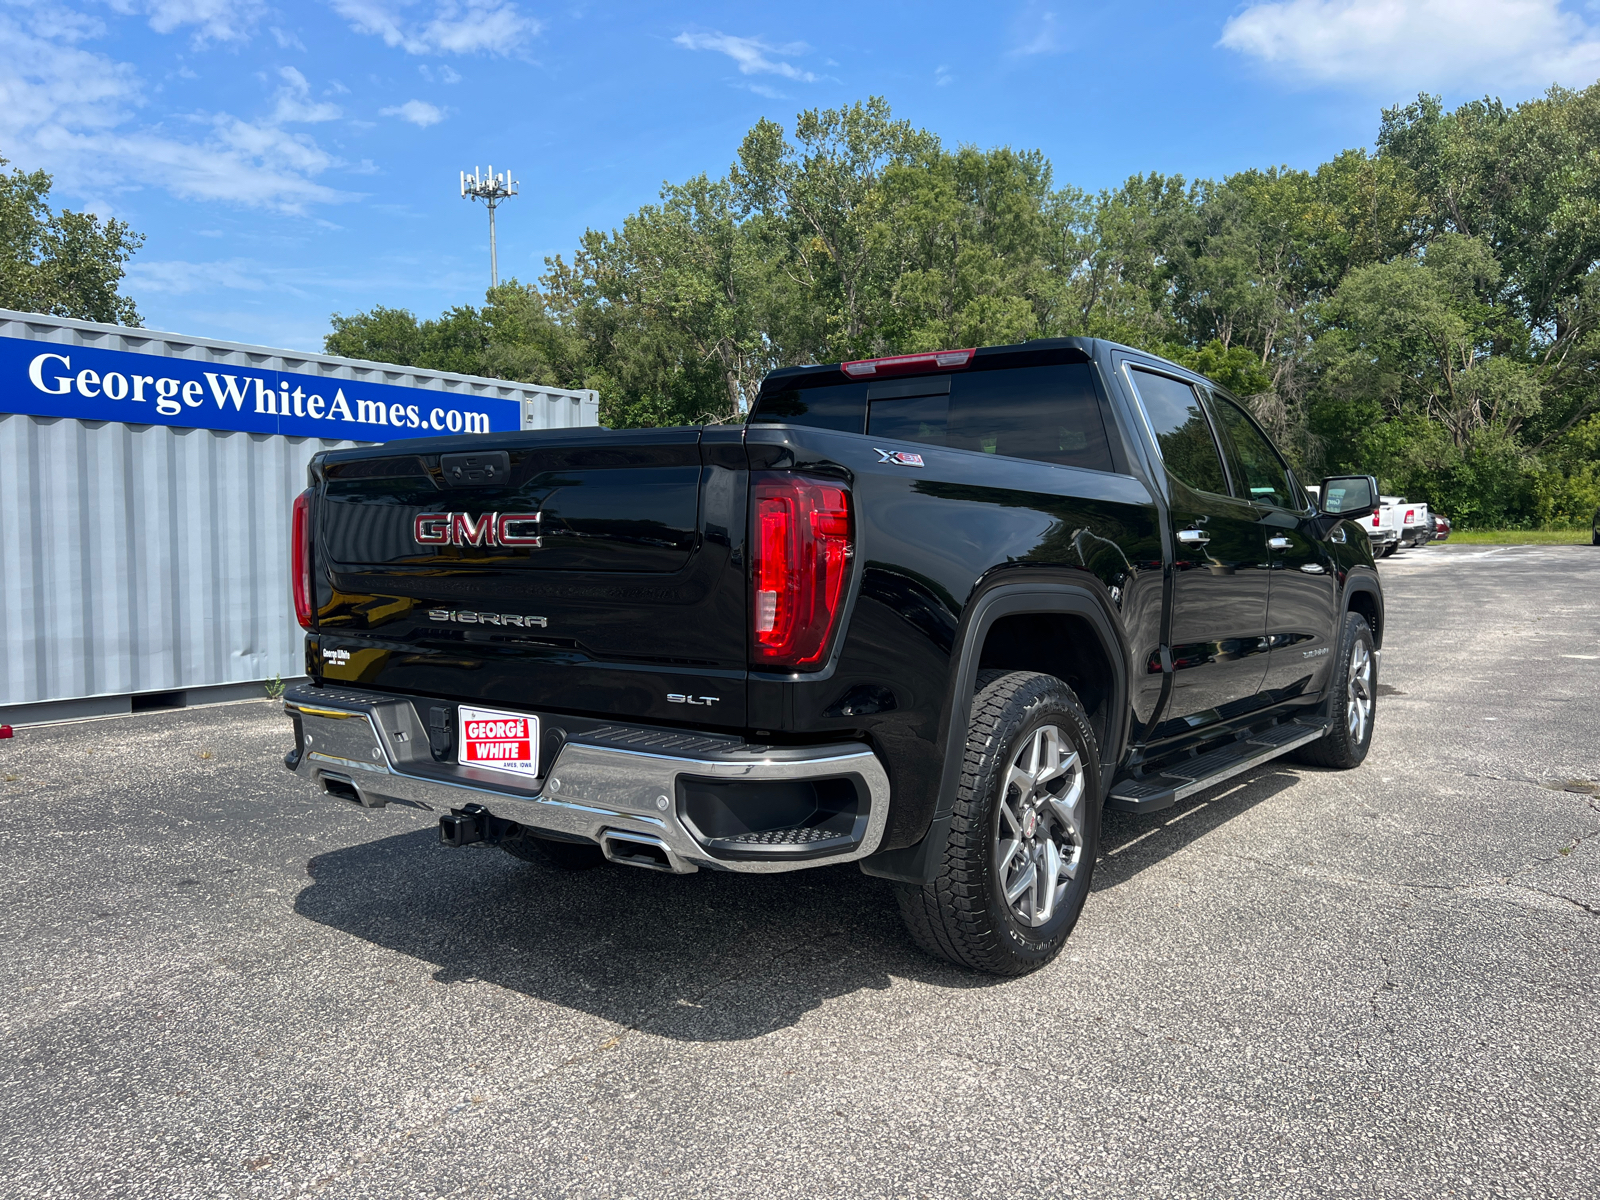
[1208, 393, 1296, 509]
[1128, 368, 1229, 496]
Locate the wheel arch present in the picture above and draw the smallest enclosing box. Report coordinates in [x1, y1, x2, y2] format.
[860, 577, 1130, 885]
[1343, 572, 1384, 649]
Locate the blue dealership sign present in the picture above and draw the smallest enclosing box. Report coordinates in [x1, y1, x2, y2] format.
[0, 333, 521, 438]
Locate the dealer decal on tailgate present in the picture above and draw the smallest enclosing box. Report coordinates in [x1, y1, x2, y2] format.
[458, 705, 540, 779]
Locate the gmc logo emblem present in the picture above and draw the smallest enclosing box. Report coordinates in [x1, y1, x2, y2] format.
[414, 512, 542, 548]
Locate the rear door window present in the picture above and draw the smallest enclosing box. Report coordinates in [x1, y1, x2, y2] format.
[867, 363, 1114, 472]
[1126, 367, 1230, 496]
[753, 360, 1116, 473]
[749, 382, 867, 434]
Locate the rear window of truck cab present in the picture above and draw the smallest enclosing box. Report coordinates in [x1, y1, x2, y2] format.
[751, 358, 1116, 474]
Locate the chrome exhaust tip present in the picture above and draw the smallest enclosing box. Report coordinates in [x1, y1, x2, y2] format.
[599, 830, 698, 874]
[318, 771, 386, 808]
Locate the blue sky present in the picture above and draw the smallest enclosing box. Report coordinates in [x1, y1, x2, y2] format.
[7, 0, 1600, 354]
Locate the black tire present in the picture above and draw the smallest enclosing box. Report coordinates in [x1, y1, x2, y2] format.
[502, 833, 606, 870]
[1292, 612, 1376, 769]
[1592, 529, 1599, 546]
[895, 670, 1101, 976]
[1381, 543, 1398, 558]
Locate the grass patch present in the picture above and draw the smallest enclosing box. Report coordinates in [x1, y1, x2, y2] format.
[1446, 528, 1594, 545]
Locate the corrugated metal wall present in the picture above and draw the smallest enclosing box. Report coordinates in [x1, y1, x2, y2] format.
[0, 311, 601, 714]
[0, 415, 352, 706]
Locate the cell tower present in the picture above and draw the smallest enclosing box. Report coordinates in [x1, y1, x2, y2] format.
[460, 165, 518, 289]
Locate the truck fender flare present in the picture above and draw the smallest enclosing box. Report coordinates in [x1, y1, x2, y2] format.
[1342, 570, 1384, 648]
[860, 580, 1129, 886]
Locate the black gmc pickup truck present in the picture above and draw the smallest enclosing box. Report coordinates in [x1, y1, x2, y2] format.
[282, 338, 1384, 975]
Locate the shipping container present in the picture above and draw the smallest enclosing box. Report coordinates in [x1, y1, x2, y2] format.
[0, 308, 600, 725]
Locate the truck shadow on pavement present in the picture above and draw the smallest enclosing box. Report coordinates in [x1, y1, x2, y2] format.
[1095, 768, 1302, 891]
[295, 827, 932, 1042]
[292, 764, 1304, 1041]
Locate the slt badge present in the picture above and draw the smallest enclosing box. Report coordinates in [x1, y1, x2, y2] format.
[874, 448, 924, 467]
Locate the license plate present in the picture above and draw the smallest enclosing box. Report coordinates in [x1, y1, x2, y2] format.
[458, 705, 540, 779]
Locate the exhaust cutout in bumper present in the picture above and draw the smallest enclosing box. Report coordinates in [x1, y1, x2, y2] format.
[599, 830, 697, 874]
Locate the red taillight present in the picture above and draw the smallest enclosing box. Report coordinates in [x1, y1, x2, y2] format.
[751, 474, 853, 668]
[1372, 511, 1381, 527]
[1405, 508, 1415, 522]
[292, 488, 314, 630]
[840, 348, 974, 378]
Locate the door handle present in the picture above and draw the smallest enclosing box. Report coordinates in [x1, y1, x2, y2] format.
[1177, 529, 1210, 545]
[1267, 536, 1292, 549]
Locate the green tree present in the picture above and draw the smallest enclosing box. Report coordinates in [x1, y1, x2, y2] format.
[325, 305, 425, 364]
[570, 172, 771, 422]
[1, 157, 144, 325]
[732, 97, 941, 361]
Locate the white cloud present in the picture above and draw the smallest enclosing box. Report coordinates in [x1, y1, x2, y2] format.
[1009, 5, 1061, 57]
[0, 5, 353, 213]
[127, 256, 272, 293]
[1220, 0, 1600, 90]
[273, 66, 342, 123]
[380, 98, 445, 125]
[332, 0, 539, 55]
[935, 64, 954, 86]
[674, 31, 818, 82]
[51, 117, 346, 209]
[108, 0, 267, 45]
[0, 5, 136, 136]
[128, 255, 456, 298]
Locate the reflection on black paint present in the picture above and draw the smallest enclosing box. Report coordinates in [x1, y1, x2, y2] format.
[859, 565, 958, 653]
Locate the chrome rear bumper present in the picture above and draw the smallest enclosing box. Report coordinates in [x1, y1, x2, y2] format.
[282, 684, 890, 875]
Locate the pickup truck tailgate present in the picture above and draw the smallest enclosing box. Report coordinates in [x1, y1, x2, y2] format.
[309, 427, 748, 728]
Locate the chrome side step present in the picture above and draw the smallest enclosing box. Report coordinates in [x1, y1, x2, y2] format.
[1107, 719, 1330, 815]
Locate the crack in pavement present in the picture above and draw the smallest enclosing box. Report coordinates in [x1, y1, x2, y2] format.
[1220, 852, 1600, 919]
[1496, 884, 1600, 918]
[1367, 954, 1398, 1021]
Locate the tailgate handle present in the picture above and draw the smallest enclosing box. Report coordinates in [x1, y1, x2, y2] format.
[441, 451, 510, 486]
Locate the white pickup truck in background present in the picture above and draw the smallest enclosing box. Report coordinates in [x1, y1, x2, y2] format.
[1367, 497, 1401, 556]
[1371, 496, 1432, 556]
[1391, 497, 1431, 551]
[1304, 487, 1431, 557]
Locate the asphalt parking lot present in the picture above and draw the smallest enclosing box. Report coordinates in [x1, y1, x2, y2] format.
[1, 542, 1596, 1200]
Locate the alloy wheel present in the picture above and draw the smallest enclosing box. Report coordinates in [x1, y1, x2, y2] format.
[1347, 640, 1373, 744]
[995, 723, 1086, 928]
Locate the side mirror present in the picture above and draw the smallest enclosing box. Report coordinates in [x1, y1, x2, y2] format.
[1319, 475, 1378, 519]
